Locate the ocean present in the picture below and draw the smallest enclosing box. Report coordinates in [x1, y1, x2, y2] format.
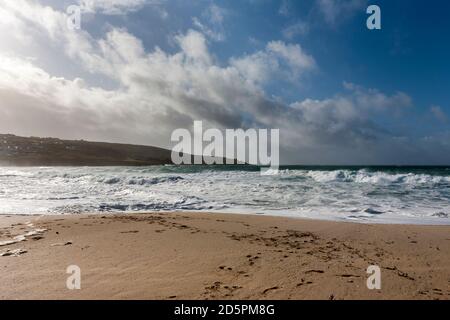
[0, 165, 449, 224]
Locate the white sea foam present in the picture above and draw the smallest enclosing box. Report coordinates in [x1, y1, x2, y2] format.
[0, 166, 449, 225]
[304, 169, 450, 185]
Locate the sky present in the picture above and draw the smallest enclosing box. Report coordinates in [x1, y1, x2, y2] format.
[0, 0, 449, 164]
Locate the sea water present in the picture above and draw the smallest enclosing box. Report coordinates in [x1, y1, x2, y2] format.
[0, 165, 449, 224]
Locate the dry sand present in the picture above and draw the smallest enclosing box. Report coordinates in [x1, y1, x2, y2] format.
[0, 212, 449, 300]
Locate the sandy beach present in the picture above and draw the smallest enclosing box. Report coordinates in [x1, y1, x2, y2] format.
[0, 212, 449, 300]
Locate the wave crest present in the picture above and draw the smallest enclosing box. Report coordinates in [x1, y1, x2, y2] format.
[305, 170, 450, 185]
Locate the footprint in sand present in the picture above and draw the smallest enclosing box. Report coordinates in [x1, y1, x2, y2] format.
[218, 266, 234, 272]
[246, 254, 261, 266]
[204, 281, 242, 298]
[262, 286, 279, 295]
[51, 241, 73, 247]
[305, 269, 325, 274]
[297, 278, 314, 286]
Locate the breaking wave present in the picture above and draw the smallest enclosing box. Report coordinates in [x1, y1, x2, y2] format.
[102, 176, 184, 185]
[0, 166, 449, 224]
[304, 170, 450, 185]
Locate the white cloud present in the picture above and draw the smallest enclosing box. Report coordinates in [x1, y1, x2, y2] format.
[230, 41, 315, 85]
[267, 41, 315, 70]
[78, 0, 149, 15]
[0, 0, 448, 164]
[230, 51, 278, 85]
[282, 21, 310, 39]
[193, 4, 228, 42]
[317, 0, 367, 26]
[174, 30, 212, 65]
[206, 4, 226, 25]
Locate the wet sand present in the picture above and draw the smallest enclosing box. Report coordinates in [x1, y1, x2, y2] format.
[0, 212, 449, 300]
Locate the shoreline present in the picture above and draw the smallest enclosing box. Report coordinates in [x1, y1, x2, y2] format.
[0, 211, 449, 300]
[1, 210, 449, 227]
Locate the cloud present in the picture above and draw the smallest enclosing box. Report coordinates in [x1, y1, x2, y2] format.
[289, 84, 412, 146]
[316, 0, 367, 27]
[279, 0, 367, 38]
[193, 4, 227, 42]
[430, 105, 448, 123]
[267, 41, 315, 70]
[278, 0, 291, 17]
[282, 21, 310, 39]
[206, 4, 226, 25]
[175, 30, 212, 65]
[230, 41, 315, 85]
[0, 0, 449, 165]
[78, 0, 150, 15]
